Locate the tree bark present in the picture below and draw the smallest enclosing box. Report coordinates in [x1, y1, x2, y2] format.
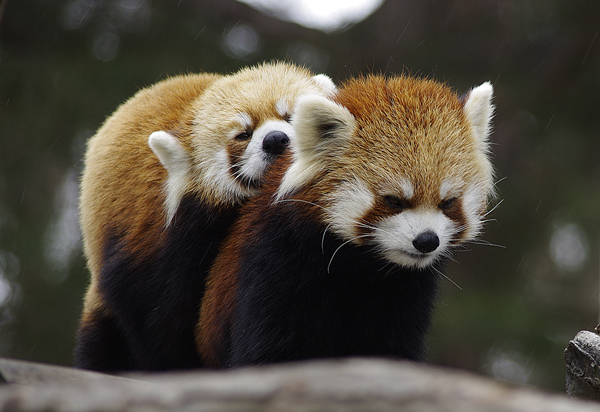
[1, 357, 598, 412]
[565, 330, 600, 401]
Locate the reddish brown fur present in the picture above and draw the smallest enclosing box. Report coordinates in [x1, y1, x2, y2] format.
[196, 156, 292, 367]
[331, 75, 477, 203]
[80, 74, 220, 318]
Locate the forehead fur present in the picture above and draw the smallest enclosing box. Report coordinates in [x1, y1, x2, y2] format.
[195, 63, 323, 130]
[330, 75, 484, 203]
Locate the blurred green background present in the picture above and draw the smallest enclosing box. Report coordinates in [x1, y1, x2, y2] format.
[1, 0, 599, 392]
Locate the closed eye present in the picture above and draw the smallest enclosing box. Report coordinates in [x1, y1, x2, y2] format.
[235, 130, 252, 141]
[439, 198, 456, 210]
[384, 195, 410, 210]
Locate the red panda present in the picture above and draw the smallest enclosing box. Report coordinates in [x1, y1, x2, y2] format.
[196, 75, 495, 367]
[75, 62, 336, 371]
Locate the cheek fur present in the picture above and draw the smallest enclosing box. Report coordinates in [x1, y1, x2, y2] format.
[196, 147, 255, 206]
[324, 181, 374, 242]
[227, 141, 249, 182]
[460, 181, 488, 241]
[442, 200, 468, 244]
[227, 142, 246, 169]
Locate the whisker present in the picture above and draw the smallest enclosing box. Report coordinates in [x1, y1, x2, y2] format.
[354, 220, 398, 239]
[274, 200, 379, 259]
[381, 263, 399, 279]
[370, 262, 398, 284]
[442, 250, 459, 265]
[493, 176, 507, 187]
[321, 223, 332, 255]
[273, 197, 328, 212]
[470, 240, 506, 248]
[484, 198, 503, 217]
[226, 161, 265, 190]
[328, 235, 370, 274]
[480, 218, 497, 224]
[432, 265, 462, 290]
[354, 221, 381, 232]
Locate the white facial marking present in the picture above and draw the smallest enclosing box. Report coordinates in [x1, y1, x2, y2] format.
[440, 179, 460, 200]
[461, 180, 486, 241]
[198, 147, 254, 204]
[325, 181, 375, 241]
[276, 98, 291, 119]
[237, 119, 294, 183]
[237, 112, 253, 130]
[398, 178, 414, 200]
[374, 209, 456, 269]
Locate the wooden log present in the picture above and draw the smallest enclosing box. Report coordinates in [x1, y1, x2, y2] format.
[0, 358, 134, 386]
[565, 330, 600, 400]
[1, 357, 599, 412]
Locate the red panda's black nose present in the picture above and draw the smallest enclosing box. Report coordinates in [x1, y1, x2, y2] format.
[262, 131, 290, 155]
[413, 231, 440, 254]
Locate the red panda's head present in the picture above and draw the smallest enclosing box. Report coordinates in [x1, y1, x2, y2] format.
[277, 75, 495, 269]
[148, 62, 336, 223]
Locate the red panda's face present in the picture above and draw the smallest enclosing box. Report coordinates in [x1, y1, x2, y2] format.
[222, 100, 294, 191]
[322, 174, 489, 269]
[149, 64, 337, 220]
[189, 64, 337, 206]
[278, 75, 494, 269]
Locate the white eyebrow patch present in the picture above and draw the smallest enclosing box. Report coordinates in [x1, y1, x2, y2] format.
[440, 178, 460, 199]
[276, 98, 291, 119]
[381, 178, 414, 200]
[237, 112, 253, 129]
[398, 178, 414, 200]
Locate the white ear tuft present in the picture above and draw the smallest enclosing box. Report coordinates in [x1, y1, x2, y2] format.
[276, 95, 355, 200]
[463, 82, 494, 153]
[149, 131, 188, 172]
[148, 131, 192, 225]
[312, 74, 337, 97]
[293, 94, 355, 159]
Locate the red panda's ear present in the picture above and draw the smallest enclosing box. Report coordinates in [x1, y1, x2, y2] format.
[462, 83, 496, 206]
[463, 82, 494, 154]
[293, 94, 355, 148]
[148, 131, 192, 225]
[276, 95, 355, 200]
[311, 74, 337, 97]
